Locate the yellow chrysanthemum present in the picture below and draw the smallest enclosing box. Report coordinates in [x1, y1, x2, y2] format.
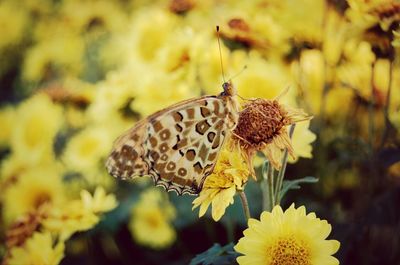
[86, 72, 140, 131]
[129, 188, 176, 249]
[43, 187, 117, 240]
[323, 9, 349, 67]
[80, 186, 118, 214]
[192, 146, 250, 221]
[129, 71, 199, 117]
[22, 25, 84, 82]
[10, 94, 63, 166]
[235, 51, 296, 105]
[0, 1, 29, 51]
[346, 0, 399, 31]
[289, 120, 317, 162]
[337, 40, 375, 98]
[7, 232, 65, 265]
[3, 165, 64, 225]
[128, 8, 178, 63]
[62, 127, 113, 173]
[60, 0, 126, 34]
[266, 0, 325, 45]
[234, 204, 340, 265]
[295, 49, 325, 114]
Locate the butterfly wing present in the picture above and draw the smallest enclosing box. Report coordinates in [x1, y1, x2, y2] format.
[106, 95, 233, 195]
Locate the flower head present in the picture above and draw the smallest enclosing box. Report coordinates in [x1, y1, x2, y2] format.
[232, 96, 311, 172]
[192, 146, 249, 221]
[10, 94, 63, 166]
[234, 204, 340, 265]
[43, 187, 117, 241]
[6, 232, 65, 265]
[3, 165, 64, 225]
[129, 188, 176, 249]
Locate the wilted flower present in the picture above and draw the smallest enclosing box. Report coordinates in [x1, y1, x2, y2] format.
[234, 204, 340, 265]
[232, 96, 312, 172]
[192, 145, 250, 221]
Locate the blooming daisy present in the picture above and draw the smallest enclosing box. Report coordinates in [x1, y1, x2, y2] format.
[192, 145, 250, 221]
[234, 204, 340, 265]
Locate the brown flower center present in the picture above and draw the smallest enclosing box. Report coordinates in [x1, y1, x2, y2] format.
[233, 99, 289, 147]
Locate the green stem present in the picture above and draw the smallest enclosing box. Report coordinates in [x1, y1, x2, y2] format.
[275, 124, 296, 204]
[238, 191, 251, 221]
[267, 164, 275, 211]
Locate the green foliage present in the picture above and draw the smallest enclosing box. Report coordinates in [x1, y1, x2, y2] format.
[189, 243, 239, 265]
[279, 176, 319, 201]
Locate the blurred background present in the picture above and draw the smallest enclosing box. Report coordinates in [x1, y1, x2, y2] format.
[0, 0, 399, 264]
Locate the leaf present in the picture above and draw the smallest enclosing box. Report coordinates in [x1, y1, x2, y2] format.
[279, 176, 318, 201]
[189, 243, 239, 265]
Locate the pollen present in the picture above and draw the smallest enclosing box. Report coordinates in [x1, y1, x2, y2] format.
[268, 236, 311, 265]
[233, 99, 290, 148]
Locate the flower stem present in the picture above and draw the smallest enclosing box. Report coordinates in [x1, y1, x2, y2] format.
[275, 124, 296, 204]
[267, 164, 275, 211]
[238, 191, 251, 221]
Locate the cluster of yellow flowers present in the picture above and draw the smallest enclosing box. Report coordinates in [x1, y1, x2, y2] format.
[0, 0, 399, 264]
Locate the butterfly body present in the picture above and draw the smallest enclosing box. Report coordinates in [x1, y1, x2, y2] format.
[106, 82, 239, 195]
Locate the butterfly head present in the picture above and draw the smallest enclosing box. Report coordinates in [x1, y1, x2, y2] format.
[221, 81, 236, 97]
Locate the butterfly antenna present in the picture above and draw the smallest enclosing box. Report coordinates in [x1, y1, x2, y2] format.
[216, 26, 226, 83]
[275, 85, 290, 101]
[228, 65, 247, 81]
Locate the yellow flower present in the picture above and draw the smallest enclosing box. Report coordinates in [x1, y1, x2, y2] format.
[87, 72, 139, 131]
[10, 94, 63, 166]
[62, 127, 113, 173]
[232, 97, 312, 171]
[266, 0, 325, 45]
[234, 204, 340, 265]
[3, 164, 64, 225]
[337, 40, 375, 98]
[0, 105, 15, 147]
[22, 24, 84, 82]
[192, 146, 249, 221]
[43, 188, 116, 240]
[60, 0, 126, 34]
[129, 188, 176, 249]
[128, 8, 178, 63]
[323, 9, 349, 66]
[289, 120, 317, 163]
[130, 71, 199, 117]
[346, 0, 399, 31]
[80, 186, 118, 214]
[234, 51, 296, 104]
[295, 49, 325, 114]
[0, 1, 29, 51]
[7, 232, 65, 265]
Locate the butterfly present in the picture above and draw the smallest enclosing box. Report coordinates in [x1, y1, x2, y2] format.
[105, 81, 239, 195]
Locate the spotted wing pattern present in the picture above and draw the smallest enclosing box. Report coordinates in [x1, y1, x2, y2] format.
[106, 95, 234, 195]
